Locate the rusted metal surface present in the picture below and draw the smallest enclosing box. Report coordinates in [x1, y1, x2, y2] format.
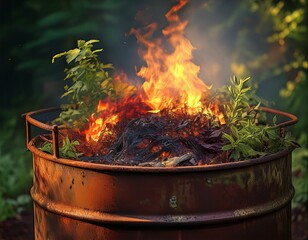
[25, 107, 297, 240]
[259, 106, 298, 128]
[25, 107, 65, 158]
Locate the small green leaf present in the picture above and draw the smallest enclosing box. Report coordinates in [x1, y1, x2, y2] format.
[78, 40, 86, 48]
[223, 133, 235, 144]
[254, 102, 261, 110]
[40, 142, 53, 154]
[92, 49, 103, 54]
[230, 150, 240, 160]
[222, 145, 233, 151]
[66, 49, 81, 63]
[52, 52, 67, 63]
[86, 39, 100, 44]
[61, 90, 74, 98]
[230, 125, 239, 139]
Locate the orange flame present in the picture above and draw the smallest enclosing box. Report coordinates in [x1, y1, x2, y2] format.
[83, 0, 224, 143]
[83, 94, 150, 142]
[131, 0, 211, 114]
[84, 100, 119, 142]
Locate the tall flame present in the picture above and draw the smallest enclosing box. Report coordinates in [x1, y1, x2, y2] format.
[130, 0, 211, 114]
[83, 0, 224, 144]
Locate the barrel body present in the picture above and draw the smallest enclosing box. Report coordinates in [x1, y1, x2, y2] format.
[30, 144, 293, 240]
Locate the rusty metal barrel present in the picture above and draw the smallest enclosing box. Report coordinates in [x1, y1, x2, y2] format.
[25, 107, 297, 240]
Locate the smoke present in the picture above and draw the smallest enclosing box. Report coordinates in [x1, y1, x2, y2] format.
[184, 0, 259, 88]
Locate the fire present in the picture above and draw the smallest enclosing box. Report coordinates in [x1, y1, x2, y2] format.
[83, 0, 224, 145]
[83, 94, 150, 142]
[131, 0, 211, 114]
[84, 100, 119, 142]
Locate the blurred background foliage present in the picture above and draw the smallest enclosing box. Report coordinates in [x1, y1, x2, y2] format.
[0, 0, 307, 221]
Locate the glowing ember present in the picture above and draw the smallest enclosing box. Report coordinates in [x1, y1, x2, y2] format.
[81, 0, 225, 161]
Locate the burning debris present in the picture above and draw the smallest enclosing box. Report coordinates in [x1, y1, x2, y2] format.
[38, 0, 296, 166]
[102, 112, 227, 166]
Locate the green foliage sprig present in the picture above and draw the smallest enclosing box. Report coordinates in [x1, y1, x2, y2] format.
[221, 76, 296, 160]
[224, 76, 255, 126]
[52, 39, 114, 127]
[40, 136, 82, 159]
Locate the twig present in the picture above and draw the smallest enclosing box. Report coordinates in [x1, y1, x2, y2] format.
[162, 153, 192, 167]
[138, 152, 192, 167]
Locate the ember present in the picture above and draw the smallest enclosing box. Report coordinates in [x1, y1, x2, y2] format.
[103, 112, 227, 166]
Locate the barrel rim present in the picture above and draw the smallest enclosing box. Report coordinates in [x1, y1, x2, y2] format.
[26, 106, 296, 173]
[28, 138, 293, 173]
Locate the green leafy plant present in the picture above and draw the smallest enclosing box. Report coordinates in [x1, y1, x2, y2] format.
[52, 39, 114, 127]
[223, 76, 253, 126]
[40, 136, 82, 159]
[221, 76, 296, 160]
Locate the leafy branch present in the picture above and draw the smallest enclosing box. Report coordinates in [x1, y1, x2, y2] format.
[223, 76, 259, 126]
[52, 39, 115, 127]
[221, 76, 296, 160]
